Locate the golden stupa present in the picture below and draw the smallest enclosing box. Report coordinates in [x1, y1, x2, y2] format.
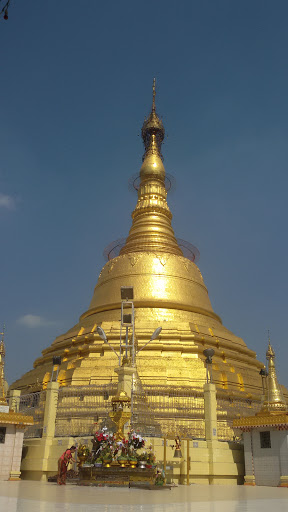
[260, 340, 287, 414]
[11, 82, 272, 438]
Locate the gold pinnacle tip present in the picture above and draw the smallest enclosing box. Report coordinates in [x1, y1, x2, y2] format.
[152, 78, 156, 111]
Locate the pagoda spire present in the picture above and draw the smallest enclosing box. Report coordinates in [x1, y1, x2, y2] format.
[120, 80, 182, 256]
[0, 326, 7, 406]
[141, 77, 165, 164]
[260, 335, 287, 414]
[152, 77, 156, 111]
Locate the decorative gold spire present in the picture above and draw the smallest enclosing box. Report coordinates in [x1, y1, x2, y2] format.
[260, 336, 287, 414]
[0, 326, 7, 405]
[152, 78, 156, 110]
[120, 80, 182, 256]
[141, 78, 165, 163]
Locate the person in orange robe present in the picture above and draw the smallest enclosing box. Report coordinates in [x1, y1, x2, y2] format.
[57, 446, 76, 485]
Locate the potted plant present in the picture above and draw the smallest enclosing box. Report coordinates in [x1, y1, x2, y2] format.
[128, 450, 138, 468]
[117, 440, 128, 467]
[102, 449, 112, 467]
[127, 430, 145, 468]
[94, 457, 102, 468]
[77, 444, 90, 468]
[146, 446, 156, 469]
[92, 427, 118, 467]
[155, 468, 165, 486]
[137, 452, 146, 469]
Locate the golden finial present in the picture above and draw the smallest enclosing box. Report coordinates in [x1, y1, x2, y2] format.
[141, 78, 165, 160]
[266, 329, 274, 358]
[0, 323, 5, 341]
[0, 324, 5, 356]
[152, 78, 156, 112]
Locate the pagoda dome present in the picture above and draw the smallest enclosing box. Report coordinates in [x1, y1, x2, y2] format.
[85, 252, 220, 325]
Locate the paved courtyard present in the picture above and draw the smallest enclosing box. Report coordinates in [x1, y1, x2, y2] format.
[0, 480, 288, 512]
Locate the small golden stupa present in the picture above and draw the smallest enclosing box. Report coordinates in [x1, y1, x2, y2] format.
[260, 340, 287, 415]
[234, 339, 288, 428]
[11, 81, 279, 438]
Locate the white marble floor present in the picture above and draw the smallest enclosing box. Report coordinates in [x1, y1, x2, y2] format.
[0, 481, 288, 512]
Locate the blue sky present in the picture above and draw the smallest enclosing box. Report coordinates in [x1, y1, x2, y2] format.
[1, 1, 288, 386]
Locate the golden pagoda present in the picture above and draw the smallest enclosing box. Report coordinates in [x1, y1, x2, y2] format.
[259, 339, 287, 415]
[11, 81, 276, 439]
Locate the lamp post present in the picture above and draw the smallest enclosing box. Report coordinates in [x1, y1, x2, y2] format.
[120, 286, 135, 366]
[96, 325, 162, 365]
[96, 326, 121, 366]
[96, 287, 162, 432]
[131, 326, 162, 426]
[203, 348, 215, 384]
[259, 367, 268, 396]
[136, 327, 162, 354]
[51, 356, 62, 382]
[96, 323, 162, 429]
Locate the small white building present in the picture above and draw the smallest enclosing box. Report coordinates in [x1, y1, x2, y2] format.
[234, 342, 288, 487]
[0, 407, 33, 480]
[0, 338, 33, 480]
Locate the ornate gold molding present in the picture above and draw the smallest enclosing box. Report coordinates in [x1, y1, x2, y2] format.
[80, 299, 222, 324]
[0, 411, 33, 426]
[233, 413, 288, 429]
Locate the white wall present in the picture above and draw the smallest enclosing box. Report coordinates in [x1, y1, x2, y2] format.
[252, 429, 286, 486]
[0, 424, 15, 480]
[0, 424, 24, 481]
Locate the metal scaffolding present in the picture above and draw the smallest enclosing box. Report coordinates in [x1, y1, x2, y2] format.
[54, 383, 117, 437]
[19, 391, 46, 438]
[19, 382, 262, 441]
